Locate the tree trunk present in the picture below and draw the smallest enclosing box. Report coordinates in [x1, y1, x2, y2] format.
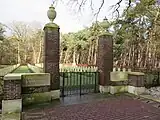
[36, 41, 42, 63]
[88, 44, 91, 64]
[73, 48, 76, 64]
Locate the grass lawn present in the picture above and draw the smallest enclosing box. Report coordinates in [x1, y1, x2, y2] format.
[12, 66, 34, 73]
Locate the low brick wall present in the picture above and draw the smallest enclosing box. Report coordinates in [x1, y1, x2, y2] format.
[2, 73, 22, 120]
[22, 73, 52, 106]
[102, 68, 146, 95]
[2, 73, 60, 120]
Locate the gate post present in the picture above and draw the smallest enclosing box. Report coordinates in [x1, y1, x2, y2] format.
[97, 34, 113, 93]
[43, 4, 60, 100]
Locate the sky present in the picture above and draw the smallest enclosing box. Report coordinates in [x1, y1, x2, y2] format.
[0, 0, 126, 34]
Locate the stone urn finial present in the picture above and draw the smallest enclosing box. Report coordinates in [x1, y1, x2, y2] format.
[47, 4, 57, 23]
[101, 17, 109, 31]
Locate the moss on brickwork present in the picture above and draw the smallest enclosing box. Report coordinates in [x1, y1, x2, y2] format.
[44, 22, 59, 30]
[22, 73, 50, 87]
[99, 33, 113, 36]
[110, 86, 128, 94]
[2, 112, 21, 120]
[2, 99, 22, 114]
[22, 92, 52, 106]
[12, 66, 33, 73]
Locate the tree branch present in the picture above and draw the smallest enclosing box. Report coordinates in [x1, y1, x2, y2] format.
[60, 0, 133, 19]
[111, 0, 123, 18]
[94, 0, 105, 20]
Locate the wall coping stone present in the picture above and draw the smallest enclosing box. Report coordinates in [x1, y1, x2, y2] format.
[4, 73, 24, 80]
[4, 73, 50, 80]
[22, 73, 50, 87]
[128, 72, 145, 76]
[111, 71, 144, 76]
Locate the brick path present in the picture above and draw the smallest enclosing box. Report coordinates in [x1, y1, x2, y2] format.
[24, 96, 160, 120]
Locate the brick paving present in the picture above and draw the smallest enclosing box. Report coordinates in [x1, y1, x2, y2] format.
[24, 96, 160, 120]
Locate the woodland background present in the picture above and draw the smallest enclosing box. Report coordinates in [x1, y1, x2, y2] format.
[0, 0, 160, 70]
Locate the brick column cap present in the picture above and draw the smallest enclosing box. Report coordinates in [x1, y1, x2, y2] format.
[98, 33, 113, 37]
[44, 22, 59, 30]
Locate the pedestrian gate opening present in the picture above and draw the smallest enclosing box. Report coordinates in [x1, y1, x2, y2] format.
[60, 72, 99, 97]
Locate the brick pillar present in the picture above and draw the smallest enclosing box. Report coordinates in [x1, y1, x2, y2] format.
[43, 4, 60, 100]
[43, 23, 60, 91]
[97, 35, 113, 93]
[2, 74, 22, 120]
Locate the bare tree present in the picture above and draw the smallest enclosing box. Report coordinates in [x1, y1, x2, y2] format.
[58, 0, 132, 18]
[8, 21, 43, 64]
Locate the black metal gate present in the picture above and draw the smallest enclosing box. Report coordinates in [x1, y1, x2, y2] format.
[60, 72, 99, 97]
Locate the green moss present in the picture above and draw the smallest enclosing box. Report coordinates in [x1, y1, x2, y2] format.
[98, 32, 113, 36]
[22, 73, 50, 80]
[2, 112, 21, 120]
[2, 99, 22, 114]
[115, 86, 127, 92]
[22, 92, 52, 106]
[44, 22, 59, 30]
[23, 99, 61, 111]
[12, 66, 33, 73]
[117, 86, 127, 92]
[110, 86, 128, 94]
[22, 73, 50, 87]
